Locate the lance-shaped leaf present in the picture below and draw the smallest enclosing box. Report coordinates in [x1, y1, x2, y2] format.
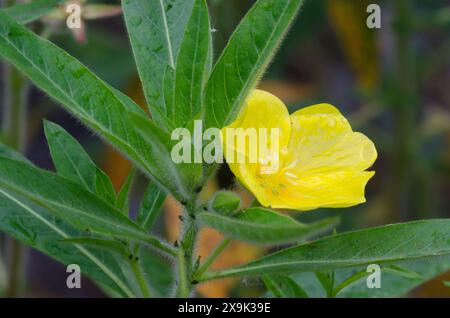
[0, 12, 195, 201]
[137, 182, 167, 232]
[198, 208, 339, 244]
[3, 0, 63, 24]
[44, 120, 96, 191]
[0, 156, 173, 256]
[44, 121, 117, 202]
[140, 248, 174, 297]
[199, 219, 450, 281]
[172, 0, 211, 126]
[382, 264, 423, 279]
[0, 145, 135, 297]
[203, 0, 304, 129]
[122, 0, 195, 123]
[0, 189, 136, 297]
[129, 111, 202, 200]
[209, 191, 241, 215]
[289, 255, 450, 298]
[116, 169, 136, 213]
[95, 168, 117, 203]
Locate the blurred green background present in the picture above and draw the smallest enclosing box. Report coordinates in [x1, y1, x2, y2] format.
[0, 0, 449, 297]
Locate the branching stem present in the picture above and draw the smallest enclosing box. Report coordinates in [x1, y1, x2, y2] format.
[194, 238, 231, 279]
[175, 200, 199, 297]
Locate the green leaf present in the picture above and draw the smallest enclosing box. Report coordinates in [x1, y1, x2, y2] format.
[0, 156, 168, 250]
[198, 208, 339, 244]
[44, 120, 117, 202]
[162, 65, 176, 129]
[203, 0, 304, 129]
[316, 271, 335, 297]
[122, 0, 195, 124]
[44, 120, 97, 192]
[443, 281, 450, 287]
[140, 248, 174, 297]
[137, 182, 167, 232]
[172, 0, 211, 126]
[263, 274, 308, 298]
[383, 265, 424, 280]
[0, 188, 135, 297]
[109, 85, 147, 116]
[129, 111, 202, 200]
[209, 191, 241, 215]
[331, 270, 368, 297]
[289, 255, 450, 298]
[0, 12, 194, 201]
[116, 169, 136, 213]
[0, 142, 27, 162]
[200, 219, 450, 281]
[61, 237, 130, 258]
[3, 0, 63, 24]
[95, 168, 117, 203]
[337, 257, 450, 297]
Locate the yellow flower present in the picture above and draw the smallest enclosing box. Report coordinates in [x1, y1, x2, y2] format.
[222, 89, 377, 211]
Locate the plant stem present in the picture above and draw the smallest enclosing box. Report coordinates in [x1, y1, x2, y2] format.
[2, 65, 29, 152]
[2, 0, 30, 296]
[176, 247, 189, 298]
[194, 238, 231, 279]
[388, 0, 417, 221]
[0, 249, 6, 294]
[130, 258, 150, 298]
[5, 240, 25, 297]
[175, 201, 199, 298]
[2, 66, 29, 298]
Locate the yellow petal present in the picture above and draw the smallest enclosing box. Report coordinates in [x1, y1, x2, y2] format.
[269, 170, 375, 210]
[285, 103, 377, 175]
[223, 89, 291, 149]
[223, 97, 377, 211]
[223, 90, 291, 190]
[275, 103, 377, 210]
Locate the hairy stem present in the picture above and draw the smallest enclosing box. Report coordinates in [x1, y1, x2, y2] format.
[175, 201, 199, 298]
[176, 246, 189, 298]
[130, 258, 150, 298]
